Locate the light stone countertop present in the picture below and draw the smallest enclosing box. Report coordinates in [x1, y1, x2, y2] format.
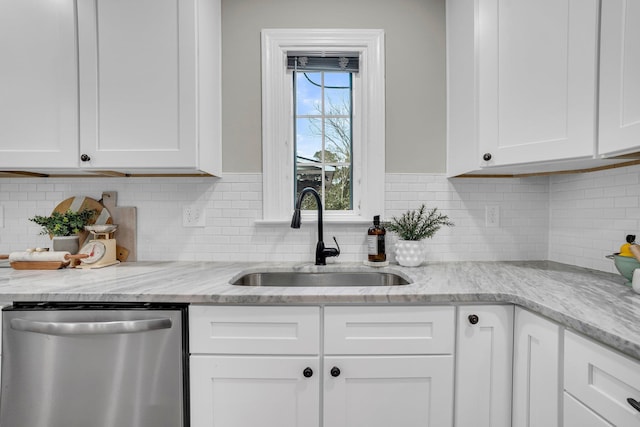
[0, 260, 639, 360]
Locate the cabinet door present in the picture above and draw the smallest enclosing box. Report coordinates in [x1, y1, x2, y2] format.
[77, 0, 197, 169]
[512, 307, 562, 427]
[323, 356, 454, 427]
[0, 0, 78, 168]
[598, 0, 640, 157]
[478, 0, 598, 167]
[455, 305, 513, 427]
[190, 355, 319, 427]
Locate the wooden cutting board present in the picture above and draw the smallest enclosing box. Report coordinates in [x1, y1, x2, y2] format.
[101, 191, 137, 262]
[52, 196, 113, 249]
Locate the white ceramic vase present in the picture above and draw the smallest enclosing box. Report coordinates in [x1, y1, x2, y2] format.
[394, 240, 425, 267]
[52, 235, 80, 254]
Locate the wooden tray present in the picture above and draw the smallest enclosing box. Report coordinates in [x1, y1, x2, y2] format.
[10, 261, 70, 270]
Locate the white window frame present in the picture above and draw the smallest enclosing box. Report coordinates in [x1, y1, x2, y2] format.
[260, 28, 385, 223]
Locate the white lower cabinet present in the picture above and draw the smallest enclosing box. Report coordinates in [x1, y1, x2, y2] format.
[189, 304, 640, 427]
[323, 355, 453, 427]
[189, 305, 455, 427]
[512, 307, 562, 427]
[189, 305, 321, 427]
[190, 355, 319, 427]
[455, 305, 514, 427]
[564, 330, 640, 426]
[323, 306, 455, 427]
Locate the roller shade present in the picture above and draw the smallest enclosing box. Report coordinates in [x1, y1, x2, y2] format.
[287, 53, 359, 73]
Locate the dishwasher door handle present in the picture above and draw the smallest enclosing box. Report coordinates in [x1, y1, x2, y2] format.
[10, 317, 173, 336]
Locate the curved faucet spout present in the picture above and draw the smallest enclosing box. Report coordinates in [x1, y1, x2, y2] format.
[291, 187, 340, 265]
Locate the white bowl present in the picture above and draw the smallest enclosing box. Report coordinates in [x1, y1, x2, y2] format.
[85, 225, 118, 233]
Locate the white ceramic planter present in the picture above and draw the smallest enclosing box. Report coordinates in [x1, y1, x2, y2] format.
[394, 240, 425, 267]
[52, 235, 79, 254]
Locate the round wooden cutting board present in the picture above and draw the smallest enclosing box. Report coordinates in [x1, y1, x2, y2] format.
[52, 196, 112, 248]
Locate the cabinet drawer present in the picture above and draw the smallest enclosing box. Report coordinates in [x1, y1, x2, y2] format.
[190, 305, 320, 355]
[564, 330, 640, 426]
[324, 306, 454, 355]
[564, 392, 613, 427]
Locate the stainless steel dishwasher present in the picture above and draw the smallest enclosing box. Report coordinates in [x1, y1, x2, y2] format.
[0, 302, 189, 427]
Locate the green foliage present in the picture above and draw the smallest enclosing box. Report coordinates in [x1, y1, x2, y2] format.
[385, 204, 454, 241]
[29, 209, 97, 236]
[301, 96, 352, 211]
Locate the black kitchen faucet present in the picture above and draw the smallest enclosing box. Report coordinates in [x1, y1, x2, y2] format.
[291, 187, 340, 265]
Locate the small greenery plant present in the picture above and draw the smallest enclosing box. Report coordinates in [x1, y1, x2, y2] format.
[385, 204, 454, 241]
[29, 209, 97, 237]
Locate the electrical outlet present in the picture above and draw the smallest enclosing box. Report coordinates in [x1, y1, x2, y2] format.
[485, 205, 499, 227]
[183, 205, 206, 227]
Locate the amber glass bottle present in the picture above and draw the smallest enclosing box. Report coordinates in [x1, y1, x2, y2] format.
[367, 215, 386, 262]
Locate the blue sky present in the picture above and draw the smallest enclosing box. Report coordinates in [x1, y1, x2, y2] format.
[295, 72, 351, 160]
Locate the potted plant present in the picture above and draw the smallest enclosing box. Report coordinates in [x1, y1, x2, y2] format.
[385, 204, 454, 267]
[29, 209, 97, 254]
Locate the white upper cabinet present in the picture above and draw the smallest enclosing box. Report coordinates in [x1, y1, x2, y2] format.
[0, 0, 78, 168]
[447, 0, 601, 176]
[598, 0, 640, 158]
[77, 0, 220, 174]
[0, 0, 221, 175]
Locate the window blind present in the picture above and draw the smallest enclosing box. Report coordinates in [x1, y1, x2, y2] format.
[287, 53, 359, 73]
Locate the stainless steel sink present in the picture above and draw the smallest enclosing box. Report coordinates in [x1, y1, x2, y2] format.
[231, 271, 411, 287]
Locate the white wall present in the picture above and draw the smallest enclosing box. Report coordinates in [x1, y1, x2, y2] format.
[221, 0, 447, 173]
[0, 173, 549, 263]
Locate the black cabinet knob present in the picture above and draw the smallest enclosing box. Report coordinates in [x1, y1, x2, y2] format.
[303, 367, 313, 378]
[468, 314, 479, 325]
[330, 367, 341, 377]
[80, 154, 91, 162]
[483, 153, 492, 161]
[627, 398, 640, 412]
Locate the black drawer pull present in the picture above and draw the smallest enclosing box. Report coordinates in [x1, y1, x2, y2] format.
[627, 397, 640, 412]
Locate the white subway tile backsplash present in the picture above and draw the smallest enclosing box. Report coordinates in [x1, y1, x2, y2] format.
[0, 167, 634, 272]
[549, 164, 640, 273]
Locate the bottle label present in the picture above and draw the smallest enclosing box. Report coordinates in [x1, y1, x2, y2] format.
[367, 235, 385, 255]
[367, 236, 377, 255]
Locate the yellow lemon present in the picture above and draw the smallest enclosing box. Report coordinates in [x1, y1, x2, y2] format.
[620, 243, 634, 257]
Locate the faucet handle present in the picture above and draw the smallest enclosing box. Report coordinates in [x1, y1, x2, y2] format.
[325, 236, 340, 258]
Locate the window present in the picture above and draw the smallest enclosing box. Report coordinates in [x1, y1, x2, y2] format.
[261, 29, 385, 223]
[293, 63, 353, 211]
